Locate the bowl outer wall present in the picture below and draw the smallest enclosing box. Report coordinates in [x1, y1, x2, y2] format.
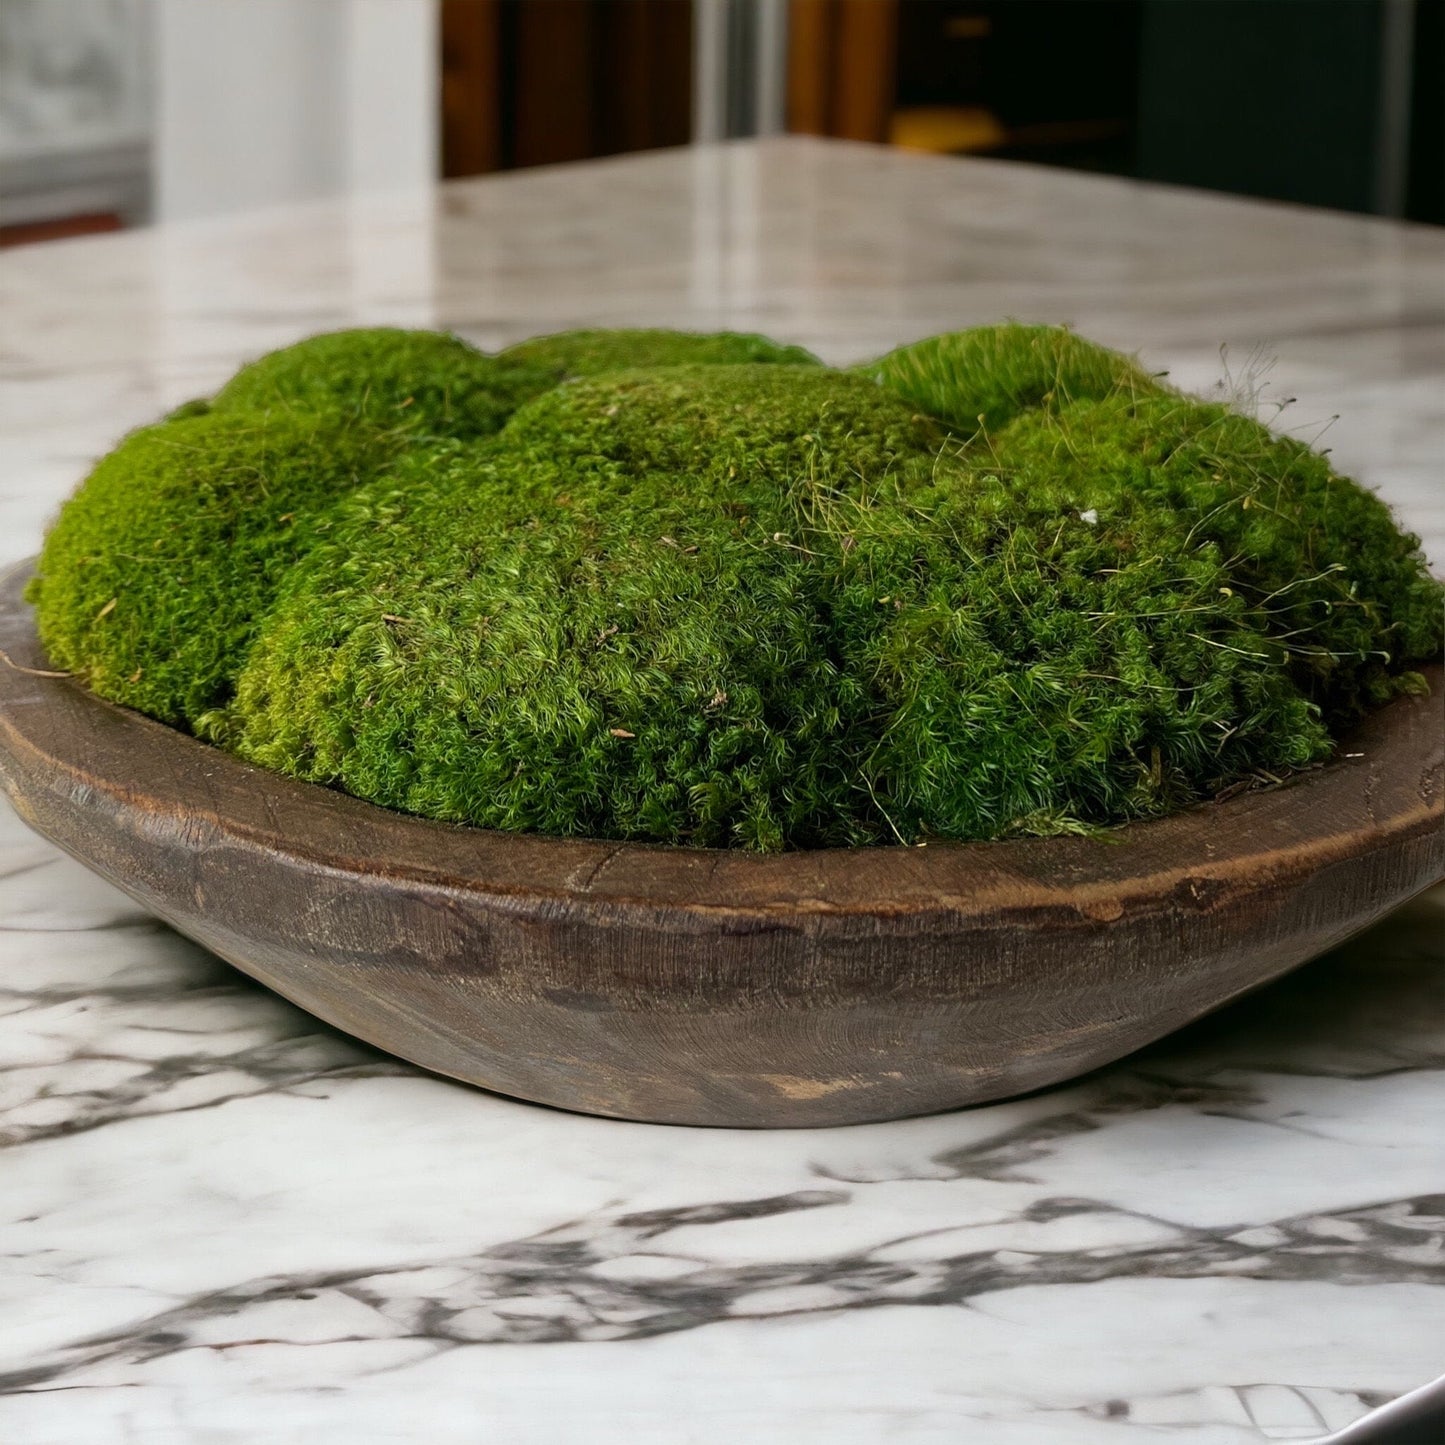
[1, 560, 1441, 1126]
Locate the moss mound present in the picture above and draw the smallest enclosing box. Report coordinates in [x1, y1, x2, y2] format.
[984, 392, 1444, 720]
[857, 323, 1164, 434]
[220, 366, 943, 850]
[498, 327, 822, 381]
[31, 323, 1442, 849]
[26, 322, 641, 727]
[28, 407, 410, 724]
[212, 327, 557, 438]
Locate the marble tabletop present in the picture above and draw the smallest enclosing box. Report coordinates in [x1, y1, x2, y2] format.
[1, 138, 1441, 1444]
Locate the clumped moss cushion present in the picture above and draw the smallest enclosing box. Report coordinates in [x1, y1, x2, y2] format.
[30, 323, 1443, 850]
[28, 407, 408, 724]
[855, 323, 1165, 434]
[498, 327, 822, 380]
[221, 366, 943, 850]
[211, 327, 558, 438]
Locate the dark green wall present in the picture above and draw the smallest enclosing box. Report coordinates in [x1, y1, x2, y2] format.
[1137, 0, 1384, 213]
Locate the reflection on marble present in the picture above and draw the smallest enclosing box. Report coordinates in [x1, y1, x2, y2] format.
[0, 140, 1442, 1442]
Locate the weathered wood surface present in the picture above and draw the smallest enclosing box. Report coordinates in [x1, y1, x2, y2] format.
[1, 559, 1440, 1126]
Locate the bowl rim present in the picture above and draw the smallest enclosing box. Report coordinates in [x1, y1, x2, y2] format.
[2, 557, 1441, 928]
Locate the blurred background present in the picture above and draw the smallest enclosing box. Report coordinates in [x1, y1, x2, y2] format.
[1, 0, 1440, 245]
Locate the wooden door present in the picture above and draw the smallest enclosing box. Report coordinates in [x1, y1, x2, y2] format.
[787, 0, 898, 142]
[441, 0, 693, 177]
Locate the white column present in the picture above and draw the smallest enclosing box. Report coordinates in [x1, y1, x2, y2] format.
[343, 0, 438, 196]
[753, 0, 788, 137]
[152, 0, 437, 224]
[693, 0, 730, 145]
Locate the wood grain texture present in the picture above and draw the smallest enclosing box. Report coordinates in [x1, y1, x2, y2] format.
[787, 0, 899, 143]
[786, 0, 836, 136]
[830, 0, 898, 143]
[440, 0, 503, 178]
[0, 560, 1440, 1127]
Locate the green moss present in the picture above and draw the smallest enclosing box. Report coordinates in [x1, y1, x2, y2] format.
[27, 407, 411, 724]
[33, 323, 1443, 850]
[832, 439, 1328, 840]
[982, 392, 1444, 719]
[221, 367, 942, 850]
[498, 327, 822, 381]
[212, 327, 557, 438]
[858, 322, 1165, 434]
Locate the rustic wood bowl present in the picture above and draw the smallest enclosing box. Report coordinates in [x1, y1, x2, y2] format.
[1, 560, 1440, 1127]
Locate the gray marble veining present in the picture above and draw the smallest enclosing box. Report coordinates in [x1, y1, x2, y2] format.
[0, 139, 1441, 1444]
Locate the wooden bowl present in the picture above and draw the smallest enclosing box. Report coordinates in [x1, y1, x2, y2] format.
[1, 559, 1440, 1127]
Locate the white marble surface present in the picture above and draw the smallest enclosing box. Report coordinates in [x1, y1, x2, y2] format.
[0, 139, 1441, 1443]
